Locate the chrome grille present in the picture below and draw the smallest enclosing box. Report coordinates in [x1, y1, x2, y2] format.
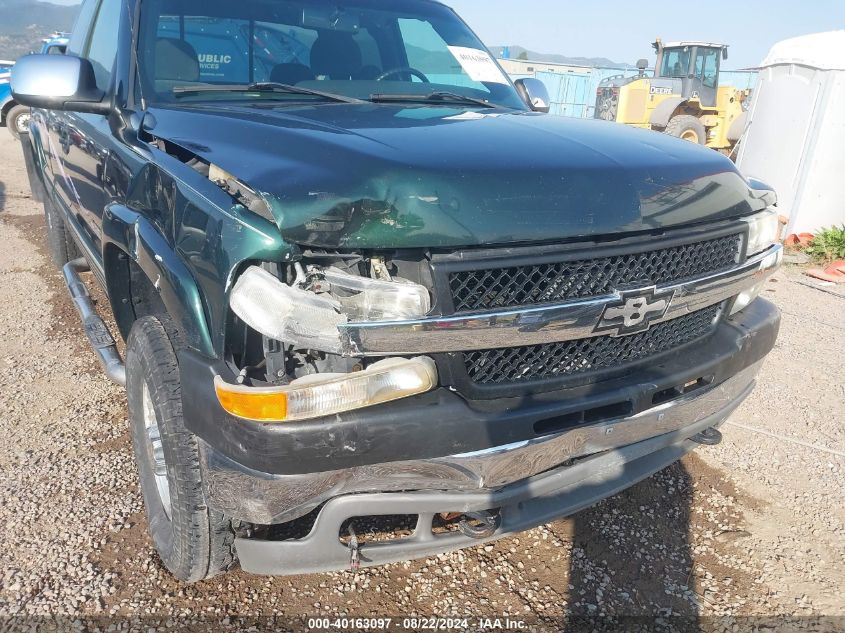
[448, 234, 742, 313]
[464, 305, 721, 385]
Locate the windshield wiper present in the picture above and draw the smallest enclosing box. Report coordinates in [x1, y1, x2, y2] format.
[173, 82, 364, 104]
[369, 91, 496, 108]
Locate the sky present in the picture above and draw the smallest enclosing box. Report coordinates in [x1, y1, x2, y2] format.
[443, 0, 845, 70]
[48, 0, 844, 70]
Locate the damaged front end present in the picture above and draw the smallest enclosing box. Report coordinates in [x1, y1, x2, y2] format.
[139, 119, 781, 575]
[219, 253, 441, 422]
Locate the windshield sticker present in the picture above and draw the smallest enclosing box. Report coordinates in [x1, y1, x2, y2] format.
[447, 46, 509, 84]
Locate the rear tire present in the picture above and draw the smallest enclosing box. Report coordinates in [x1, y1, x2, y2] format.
[43, 196, 81, 268]
[665, 115, 706, 145]
[6, 104, 31, 140]
[127, 316, 236, 582]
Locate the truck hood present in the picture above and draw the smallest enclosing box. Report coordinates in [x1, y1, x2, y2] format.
[144, 102, 765, 249]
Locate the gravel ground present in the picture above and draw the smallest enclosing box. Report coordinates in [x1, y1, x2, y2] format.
[0, 131, 843, 628]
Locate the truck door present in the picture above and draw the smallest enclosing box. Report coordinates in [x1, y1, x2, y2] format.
[47, 0, 120, 262]
[692, 47, 720, 108]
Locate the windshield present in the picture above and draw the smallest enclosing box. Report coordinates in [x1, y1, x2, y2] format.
[137, 0, 527, 110]
[659, 48, 691, 78]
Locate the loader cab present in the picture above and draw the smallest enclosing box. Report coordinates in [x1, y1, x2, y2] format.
[653, 40, 728, 108]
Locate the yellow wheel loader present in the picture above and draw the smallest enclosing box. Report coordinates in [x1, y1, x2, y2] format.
[595, 39, 749, 151]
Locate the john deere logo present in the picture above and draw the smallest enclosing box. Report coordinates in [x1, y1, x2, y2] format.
[594, 287, 676, 337]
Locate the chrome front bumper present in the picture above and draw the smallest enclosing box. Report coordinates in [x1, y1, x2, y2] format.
[201, 360, 762, 525]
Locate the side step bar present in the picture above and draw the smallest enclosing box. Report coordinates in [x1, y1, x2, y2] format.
[62, 258, 127, 387]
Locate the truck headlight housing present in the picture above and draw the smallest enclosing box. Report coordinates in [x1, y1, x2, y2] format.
[731, 210, 782, 315]
[321, 267, 431, 321]
[743, 209, 780, 257]
[230, 266, 347, 354]
[214, 357, 437, 422]
[229, 265, 431, 354]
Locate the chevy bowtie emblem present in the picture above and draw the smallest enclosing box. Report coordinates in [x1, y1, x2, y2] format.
[594, 287, 676, 337]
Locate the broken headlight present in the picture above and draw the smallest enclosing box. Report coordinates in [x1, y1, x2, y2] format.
[230, 266, 348, 354]
[318, 267, 431, 321]
[229, 264, 431, 354]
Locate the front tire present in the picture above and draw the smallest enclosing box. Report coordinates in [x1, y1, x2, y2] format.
[665, 114, 707, 145]
[127, 316, 236, 582]
[6, 104, 31, 140]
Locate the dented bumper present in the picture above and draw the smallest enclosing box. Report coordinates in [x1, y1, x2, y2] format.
[200, 359, 762, 527]
[231, 392, 754, 575]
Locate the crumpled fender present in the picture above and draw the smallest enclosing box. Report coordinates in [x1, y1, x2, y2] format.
[100, 142, 293, 359]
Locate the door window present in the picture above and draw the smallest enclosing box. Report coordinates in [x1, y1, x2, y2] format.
[660, 48, 690, 78]
[695, 48, 720, 88]
[85, 0, 122, 90]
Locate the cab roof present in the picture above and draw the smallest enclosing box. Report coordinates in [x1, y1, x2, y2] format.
[663, 41, 728, 49]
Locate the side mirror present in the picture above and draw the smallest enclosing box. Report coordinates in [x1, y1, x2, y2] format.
[723, 48, 729, 61]
[514, 78, 551, 113]
[11, 54, 109, 114]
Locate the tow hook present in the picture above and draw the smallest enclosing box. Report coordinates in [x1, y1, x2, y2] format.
[457, 510, 502, 540]
[691, 427, 723, 446]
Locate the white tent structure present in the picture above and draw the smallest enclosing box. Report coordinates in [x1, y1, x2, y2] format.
[737, 31, 845, 235]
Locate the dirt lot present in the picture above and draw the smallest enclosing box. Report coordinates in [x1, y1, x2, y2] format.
[0, 131, 843, 629]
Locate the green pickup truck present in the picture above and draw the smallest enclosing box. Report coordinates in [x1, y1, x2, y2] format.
[12, 0, 782, 581]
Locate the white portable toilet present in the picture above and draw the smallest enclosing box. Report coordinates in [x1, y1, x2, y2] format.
[737, 31, 845, 235]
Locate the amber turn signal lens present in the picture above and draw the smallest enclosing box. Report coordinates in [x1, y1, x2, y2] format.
[214, 357, 437, 423]
[214, 383, 288, 422]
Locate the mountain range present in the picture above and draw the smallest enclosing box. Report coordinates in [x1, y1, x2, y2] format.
[0, 0, 78, 60]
